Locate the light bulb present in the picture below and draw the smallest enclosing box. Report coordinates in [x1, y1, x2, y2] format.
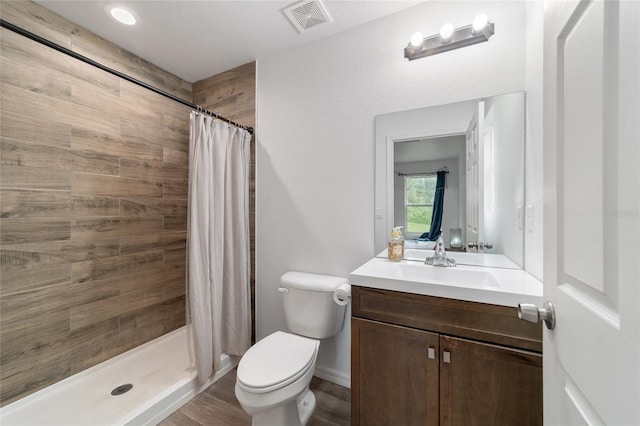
[410, 32, 424, 48]
[440, 23, 454, 41]
[109, 7, 136, 25]
[472, 14, 488, 34]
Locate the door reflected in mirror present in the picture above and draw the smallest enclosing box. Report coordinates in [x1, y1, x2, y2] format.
[375, 92, 525, 268]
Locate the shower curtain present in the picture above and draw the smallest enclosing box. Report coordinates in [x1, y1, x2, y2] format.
[426, 170, 446, 241]
[187, 112, 252, 384]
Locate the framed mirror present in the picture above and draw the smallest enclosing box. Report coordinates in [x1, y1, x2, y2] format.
[374, 92, 525, 268]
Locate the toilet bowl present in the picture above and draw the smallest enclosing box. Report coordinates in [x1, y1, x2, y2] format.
[235, 331, 319, 425]
[235, 271, 350, 426]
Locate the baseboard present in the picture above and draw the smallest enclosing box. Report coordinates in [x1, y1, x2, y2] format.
[313, 365, 351, 389]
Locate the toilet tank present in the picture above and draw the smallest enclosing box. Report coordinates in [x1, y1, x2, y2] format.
[279, 271, 349, 339]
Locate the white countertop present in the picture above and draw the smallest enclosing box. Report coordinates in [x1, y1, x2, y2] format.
[349, 257, 543, 308]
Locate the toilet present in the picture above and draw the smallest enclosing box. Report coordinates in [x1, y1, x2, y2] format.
[235, 271, 350, 426]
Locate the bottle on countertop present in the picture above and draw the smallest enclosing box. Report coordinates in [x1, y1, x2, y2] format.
[388, 226, 404, 262]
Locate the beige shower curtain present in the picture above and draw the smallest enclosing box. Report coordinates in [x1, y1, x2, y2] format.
[187, 111, 252, 384]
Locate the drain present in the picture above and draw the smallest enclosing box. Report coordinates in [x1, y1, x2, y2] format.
[111, 384, 133, 396]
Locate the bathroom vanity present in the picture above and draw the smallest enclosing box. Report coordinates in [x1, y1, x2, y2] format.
[349, 255, 543, 425]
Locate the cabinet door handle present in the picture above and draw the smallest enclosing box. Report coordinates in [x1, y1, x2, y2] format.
[428, 347, 435, 359]
[443, 350, 451, 363]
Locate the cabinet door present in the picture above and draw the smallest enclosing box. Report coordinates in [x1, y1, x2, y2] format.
[440, 336, 542, 426]
[352, 317, 439, 426]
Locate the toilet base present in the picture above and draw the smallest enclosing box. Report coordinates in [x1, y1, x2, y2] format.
[251, 389, 316, 426]
[297, 388, 316, 425]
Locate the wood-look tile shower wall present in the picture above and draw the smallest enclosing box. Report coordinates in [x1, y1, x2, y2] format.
[0, 1, 193, 405]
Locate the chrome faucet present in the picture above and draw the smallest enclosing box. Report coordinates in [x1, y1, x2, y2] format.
[425, 236, 456, 267]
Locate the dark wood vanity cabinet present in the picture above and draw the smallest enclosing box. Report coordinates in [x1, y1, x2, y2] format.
[351, 286, 543, 426]
[352, 318, 439, 425]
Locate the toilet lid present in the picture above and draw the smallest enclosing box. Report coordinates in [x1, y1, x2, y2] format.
[237, 331, 319, 391]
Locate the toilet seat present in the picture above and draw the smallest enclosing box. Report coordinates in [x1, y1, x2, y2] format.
[237, 331, 319, 394]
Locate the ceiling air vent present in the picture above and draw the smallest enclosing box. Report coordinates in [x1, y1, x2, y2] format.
[283, 0, 333, 33]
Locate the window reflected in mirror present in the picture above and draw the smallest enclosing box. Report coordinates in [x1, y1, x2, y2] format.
[403, 174, 436, 236]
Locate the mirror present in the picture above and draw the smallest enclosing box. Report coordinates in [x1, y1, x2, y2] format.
[374, 92, 525, 268]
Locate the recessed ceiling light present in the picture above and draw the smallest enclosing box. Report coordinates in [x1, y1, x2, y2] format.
[108, 7, 136, 25]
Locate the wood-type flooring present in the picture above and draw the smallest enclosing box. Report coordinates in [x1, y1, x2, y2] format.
[160, 368, 350, 426]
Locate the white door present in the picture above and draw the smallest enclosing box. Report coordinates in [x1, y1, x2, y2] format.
[465, 101, 484, 247]
[543, 0, 639, 424]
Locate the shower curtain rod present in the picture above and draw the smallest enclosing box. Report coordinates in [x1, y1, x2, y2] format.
[0, 19, 254, 134]
[396, 169, 449, 177]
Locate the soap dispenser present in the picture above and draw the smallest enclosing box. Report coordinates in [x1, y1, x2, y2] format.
[388, 226, 404, 262]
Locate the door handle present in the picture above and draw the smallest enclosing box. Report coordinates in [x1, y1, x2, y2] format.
[518, 300, 556, 330]
[467, 241, 493, 250]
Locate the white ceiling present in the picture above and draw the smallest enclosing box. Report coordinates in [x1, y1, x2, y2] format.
[33, 0, 422, 83]
[394, 135, 466, 163]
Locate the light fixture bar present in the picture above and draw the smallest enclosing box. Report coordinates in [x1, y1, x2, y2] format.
[404, 22, 494, 61]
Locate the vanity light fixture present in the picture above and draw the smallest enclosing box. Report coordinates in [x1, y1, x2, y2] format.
[472, 14, 489, 34]
[405, 15, 494, 60]
[410, 31, 424, 48]
[439, 23, 454, 42]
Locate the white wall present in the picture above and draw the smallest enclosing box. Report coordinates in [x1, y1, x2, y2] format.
[524, 0, 544, 280]
[256, 1, 528, 385]
[483, 92, 525, 265]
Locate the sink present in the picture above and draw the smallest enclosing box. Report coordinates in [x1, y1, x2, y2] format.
[358, 258, 500, 288]
[405, 262, 500, 287]
[404, 249, 429, 261]
[350, 257, 543, 307]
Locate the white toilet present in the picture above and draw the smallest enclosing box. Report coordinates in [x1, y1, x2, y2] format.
[235, 271, 350, 426]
